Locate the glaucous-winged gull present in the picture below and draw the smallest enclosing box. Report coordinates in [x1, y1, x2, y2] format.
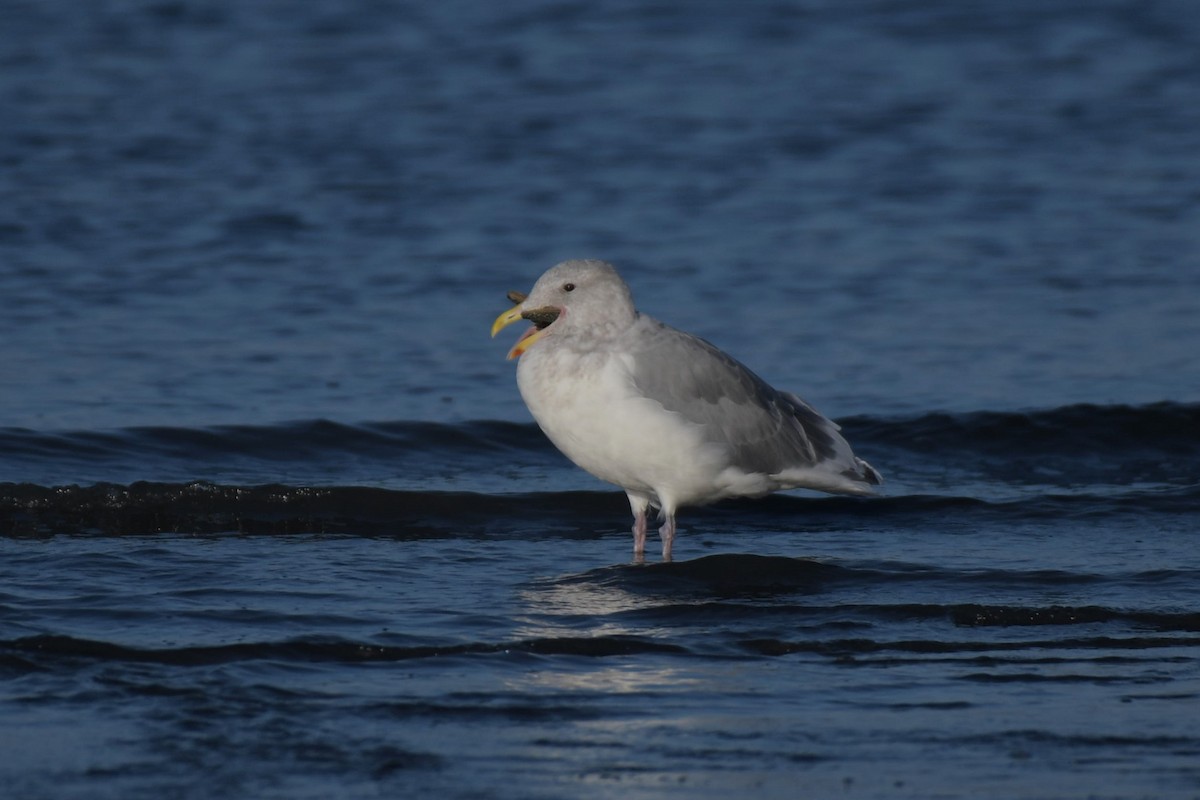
[491, 259, 881, 561]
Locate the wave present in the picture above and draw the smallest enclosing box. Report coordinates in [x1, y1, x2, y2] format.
[2, 400, 1196, 476]
[4, 601, 1196, 670]
[553, 552, 1192, 594]
[1, 401, 1196, 535]
[0, 418, 547, 462]
[3, 481, 1199, 537]
[853, 400, 1200, 456]
[7, 597, 1198, 669]
[0, 633, 685, 670]
[0, 418, 563, 489]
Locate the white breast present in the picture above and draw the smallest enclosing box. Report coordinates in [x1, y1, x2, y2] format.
[516, 345, 735, 505]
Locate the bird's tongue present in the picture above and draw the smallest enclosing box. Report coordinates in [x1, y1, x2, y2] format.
[522, 308, 560, 330]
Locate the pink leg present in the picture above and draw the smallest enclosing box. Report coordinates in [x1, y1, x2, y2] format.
[632, 509, 648, 557]
[627, 493, 651, 562]
[658, 514, 676, 562]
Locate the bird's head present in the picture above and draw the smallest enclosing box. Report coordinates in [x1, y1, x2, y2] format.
[491, 260, 636, 359]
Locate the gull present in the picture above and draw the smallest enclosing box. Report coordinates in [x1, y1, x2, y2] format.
[491, 259, 881, 560]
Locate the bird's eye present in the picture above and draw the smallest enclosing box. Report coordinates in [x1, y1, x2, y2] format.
[563, 283, 576, 292]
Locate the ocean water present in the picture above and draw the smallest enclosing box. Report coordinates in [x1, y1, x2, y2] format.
[2, 1, 1199, 798]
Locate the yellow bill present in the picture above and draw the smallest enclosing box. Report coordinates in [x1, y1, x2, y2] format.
[491, 303, 558, 360]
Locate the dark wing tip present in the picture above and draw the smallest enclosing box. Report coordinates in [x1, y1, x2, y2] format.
[856, 458, 884, 486]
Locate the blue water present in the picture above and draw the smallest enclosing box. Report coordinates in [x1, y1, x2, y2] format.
[3, 1, 1200, 798]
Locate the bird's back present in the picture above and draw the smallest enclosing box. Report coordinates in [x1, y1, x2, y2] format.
[623, 316, 882, 495]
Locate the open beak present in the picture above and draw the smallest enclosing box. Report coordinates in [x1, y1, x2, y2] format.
[491, 301, 560, 360]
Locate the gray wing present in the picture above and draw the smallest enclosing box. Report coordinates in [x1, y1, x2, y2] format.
[627, 318, 877, 483]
